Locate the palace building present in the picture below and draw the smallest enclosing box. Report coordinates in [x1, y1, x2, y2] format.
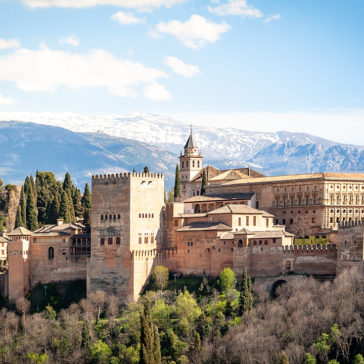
[2, 130, 364, 304]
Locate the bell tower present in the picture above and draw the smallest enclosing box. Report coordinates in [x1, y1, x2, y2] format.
[179, 128, 202, 183]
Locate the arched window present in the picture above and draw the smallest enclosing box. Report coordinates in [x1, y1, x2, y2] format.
[182, 161, 184, 168]
[198, 161, 200, 168]
[193, 160, 195, 167]
[48, 247, 54, 260]
[238, 239, 243, 247]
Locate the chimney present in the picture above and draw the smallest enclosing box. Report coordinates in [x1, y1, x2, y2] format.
[57, 218, 64, 226]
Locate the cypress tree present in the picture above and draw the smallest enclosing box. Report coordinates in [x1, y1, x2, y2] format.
[200, 169, 207, 196]
[47, 195, 60, 224]
[140, 299, 161, 364]
[15, 205, 23, 228]
[81, 183, 91, 210]
[24, 176, 32, 197]
[26, 191, 38, 231]
[73, 188, 83, 217]
[174, 164, 181, 200]
[239, 268, 253, 315]
[15, 187, 26, 228]
[59, 191, 71, 223]
[83, 208, 91, 233]
[63, 172, 72, 195]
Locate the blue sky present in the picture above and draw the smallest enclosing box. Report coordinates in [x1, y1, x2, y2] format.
[0, 0, 363, 143]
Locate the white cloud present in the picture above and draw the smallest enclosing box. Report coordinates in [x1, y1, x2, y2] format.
[0, 45, 168, 99]
[264, 14, 281, 24]
[0, 38, 20, 50]
[164, 56, 200, 77]
[144, 82, 172, 100]
[22, 0, 186, 10]
[59, 35, 79, 47]
[156, 15, 230, 49]
[111, 11, 142, 25]
[208, 0, 263, 18]
[0, 93, 16, 105]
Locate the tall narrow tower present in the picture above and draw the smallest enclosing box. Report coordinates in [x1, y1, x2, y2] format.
[179, 129, 203, 183]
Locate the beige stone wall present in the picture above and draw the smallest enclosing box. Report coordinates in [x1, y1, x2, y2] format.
[30, 236, 86, 287]
[88, 172, 164, 303]
[207, 177, 364, 237]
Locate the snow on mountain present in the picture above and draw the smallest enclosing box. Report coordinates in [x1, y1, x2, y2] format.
[0, 112, 364, 184]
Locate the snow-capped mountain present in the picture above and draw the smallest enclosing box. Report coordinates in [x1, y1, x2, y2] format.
[0, 112, 364, 188]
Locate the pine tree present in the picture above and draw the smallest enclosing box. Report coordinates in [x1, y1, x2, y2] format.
[81, 183, 91, 210]
[26, 191, 38, 231]
[140, 299, 161, 364]
[200, 169, 207, 196]
[174, 164, 181, 200]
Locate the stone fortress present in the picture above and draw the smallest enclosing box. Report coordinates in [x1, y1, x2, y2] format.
[3, 131, 364, 303]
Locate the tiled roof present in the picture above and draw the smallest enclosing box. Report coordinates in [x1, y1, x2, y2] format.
[0, 236, 10, 243]
[218, 172, 364, 186]
[8, 226, 32, 236]
[208, 204, 263, 215]
[33, 222, 84, 234]
[177, 221, 231, 232]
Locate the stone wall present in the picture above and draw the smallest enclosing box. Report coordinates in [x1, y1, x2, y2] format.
[88, 172, 164, 303]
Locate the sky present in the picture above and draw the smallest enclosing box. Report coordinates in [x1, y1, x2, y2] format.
[0, 0, 363, 144]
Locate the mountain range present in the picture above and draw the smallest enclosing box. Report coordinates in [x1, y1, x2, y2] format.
[0, 112, 363, 189]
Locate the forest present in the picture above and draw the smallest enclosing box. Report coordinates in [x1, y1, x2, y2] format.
[13, 171, 91, 232]
[0, 266, 363, 364]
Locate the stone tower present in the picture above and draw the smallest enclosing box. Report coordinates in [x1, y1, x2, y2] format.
[87, 172, 165, 303]
[179, 130, 203, 183]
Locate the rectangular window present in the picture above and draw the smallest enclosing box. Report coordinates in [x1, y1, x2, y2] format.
[151, 233, 154, 244]
[108, 237, 113, 245]
[100, 238, 105, 245]
[116, 237, 120, 245]
[253, 216, 256, 226]
[138, 234, 142, 244]
[238, 217, 241, 226]
[246, 216, 249, 226]
[266, 218, 269, 227]
[144, 234, 148, 244]
[174, 220, 178, 227]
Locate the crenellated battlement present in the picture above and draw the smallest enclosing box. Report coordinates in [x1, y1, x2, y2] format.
[92, 172, 164, 185]
[283, 244, 337, 253]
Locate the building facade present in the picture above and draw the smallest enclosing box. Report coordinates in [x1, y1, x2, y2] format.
[87, 172, 165, 302]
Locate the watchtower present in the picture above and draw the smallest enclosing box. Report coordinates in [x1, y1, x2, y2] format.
[87, 172, 165, 303]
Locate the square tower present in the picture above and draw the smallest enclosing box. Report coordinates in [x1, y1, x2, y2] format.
[87, 172, 164, 303]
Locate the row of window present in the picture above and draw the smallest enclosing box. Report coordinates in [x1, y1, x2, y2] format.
[100, 237, 121, 245]
[100, 214, 121, 221]
[181, 160, 200, 169]
[330, 209, 364, 214]
[138, 233, 155, 244]
[238, 216, 257, 227]
[139, 213, 155, 218]
[329, 195, 364, 205]
[277, 218, 316, 225]
[276, 196, 318, 207]
[282, 210, 316, 214]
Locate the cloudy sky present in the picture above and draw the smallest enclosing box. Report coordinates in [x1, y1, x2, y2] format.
[0, 0, 363, 143]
